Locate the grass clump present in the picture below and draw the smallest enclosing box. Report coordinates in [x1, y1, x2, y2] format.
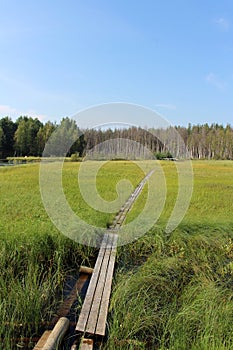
[104, 229, 233, 350]
[0, 232, 96, 349]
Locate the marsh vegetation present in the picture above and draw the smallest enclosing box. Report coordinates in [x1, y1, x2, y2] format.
[0, 160, 232, 349]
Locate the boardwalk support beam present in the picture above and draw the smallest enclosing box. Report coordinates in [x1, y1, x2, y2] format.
[37, 317, 69, 350]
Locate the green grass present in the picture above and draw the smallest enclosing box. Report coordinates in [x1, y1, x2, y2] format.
[102, 160, 233, 350]
[0, 160, 233, 349]
[62, 160, 146, 227]
[104, 230, 233, 350]
[0, 161, 146, 348]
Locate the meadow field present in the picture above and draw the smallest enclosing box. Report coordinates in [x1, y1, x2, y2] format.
[0, 160, 233, 349]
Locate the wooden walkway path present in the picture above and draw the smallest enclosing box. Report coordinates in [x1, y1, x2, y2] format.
[76, 233, 118, 337]
[76, 169, 155, 349]
[110, 168, 155, 229]
[34, 169, 155, 350]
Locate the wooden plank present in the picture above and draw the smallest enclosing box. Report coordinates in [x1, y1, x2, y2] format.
[33, 331, 52, 350]
[79, 338, 94, 350]
[79, 266, 94, 274]
[76, 235, 108, 332]
[70, 345, 78, 350]
[50, 272, 89, 327]
[41, 317, 69, 350]
[76, 234, 109, 333]
[85, 234, 114, 334]
[95, 234, 118, 336]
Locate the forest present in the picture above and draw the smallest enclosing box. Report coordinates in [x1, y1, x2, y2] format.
[0, 115, 233, 160]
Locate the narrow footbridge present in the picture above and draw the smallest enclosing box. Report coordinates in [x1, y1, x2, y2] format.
[34, 169, 155, 350]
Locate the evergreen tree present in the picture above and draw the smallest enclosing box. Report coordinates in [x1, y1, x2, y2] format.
[0, 117, 17, 158]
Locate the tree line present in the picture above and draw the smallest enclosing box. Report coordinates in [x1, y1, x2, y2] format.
[0, 116, 232, 160]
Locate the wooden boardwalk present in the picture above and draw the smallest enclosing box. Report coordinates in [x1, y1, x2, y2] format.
[34, 169, 155, 350]
[76, 233, 118, 336]
[110, 169, 155, 229]
[76, 169, 155, 349]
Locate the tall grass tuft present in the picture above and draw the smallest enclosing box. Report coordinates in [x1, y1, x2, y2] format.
[104, 229, 233, 350]
[0, 231, 96, 349]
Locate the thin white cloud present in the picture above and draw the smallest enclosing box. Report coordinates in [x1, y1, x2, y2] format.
[214, 17, 230, 31]
[0, 105, 17, 115]
[26, 110, 48, 121]
[205, 72, 226, 90]
[155, 104, 177, 110]
[0, 104, 49, 121]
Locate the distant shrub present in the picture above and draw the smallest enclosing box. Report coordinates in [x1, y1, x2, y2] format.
[70, 153, 80, 162]
[155, 151, 173, 160]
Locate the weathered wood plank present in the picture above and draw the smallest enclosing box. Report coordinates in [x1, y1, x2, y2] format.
[33, 331, 52, 350]
[76, 234, 109, 333]
[79, 266, 94, 275]
[95, 234, 118, 336]
[85, 234, 114, 334]
[41, 317, 69, 350]
[79, 338, 94, 350]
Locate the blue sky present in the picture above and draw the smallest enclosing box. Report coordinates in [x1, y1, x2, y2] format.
[0, 0, 233, 127]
